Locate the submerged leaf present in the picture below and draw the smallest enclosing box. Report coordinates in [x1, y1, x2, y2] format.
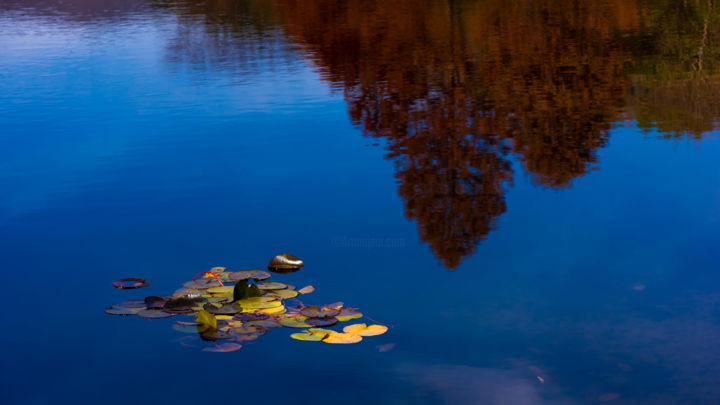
[105, 306, 141, 316]
[203, 343, 241, 352]
[342, 323, 388, 336]
[137, 309, 176, 319]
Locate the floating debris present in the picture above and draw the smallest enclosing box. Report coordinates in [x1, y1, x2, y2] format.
[267, 254, 304, 274]
[106, 256, 388, 351]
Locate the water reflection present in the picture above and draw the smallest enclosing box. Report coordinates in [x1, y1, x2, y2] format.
[4, 0, 718, 269]
[154, 0, 719, 268]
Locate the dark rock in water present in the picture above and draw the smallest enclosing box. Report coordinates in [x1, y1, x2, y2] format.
[268, 253, 304, 274]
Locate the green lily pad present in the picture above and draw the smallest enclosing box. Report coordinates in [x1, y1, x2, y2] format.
[235, 296, 282, 309]
[228, 270, 271, 281]
[290, 332, 323, 341]
[257, 282, 290, 290]
[279, 316, 311, 328]
[267, 289, 298, 299]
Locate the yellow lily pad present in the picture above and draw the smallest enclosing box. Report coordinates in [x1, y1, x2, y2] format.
[336, 309, 363, 322]
[342, 323, 388, 336]
[235, 296, 282, 309]
[207, 285, 234, 294]
[279, 316, 311, 328]
[267, 289, 298, 299]
[322, 332, 362, 344]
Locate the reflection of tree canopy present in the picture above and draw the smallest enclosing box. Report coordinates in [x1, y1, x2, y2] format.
[157, 0, 719, 268]
[272, 0, 637, 267]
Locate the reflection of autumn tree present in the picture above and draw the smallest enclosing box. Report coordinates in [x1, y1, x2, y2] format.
[274, 0, 637, 267]
[626, 0, 720, 137]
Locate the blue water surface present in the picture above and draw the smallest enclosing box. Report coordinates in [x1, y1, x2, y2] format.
[2, 1, 720, 404]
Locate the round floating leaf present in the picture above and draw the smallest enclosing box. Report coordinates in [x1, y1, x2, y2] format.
[105, 306, 141, 316]
[342, 323, 388, 336]
[257, 305, 286, 315]
[322, 332, 362, 344]
[257, 282, 289, 291]
[267, 289, 298, 299]
[291, 332, 323, 341]
[203, 343, 241, 352]
[300, 305, 340, 318]
[306, 317, 338, 327]
[209, 266, 226, 273]
[298, 286, 315, 294]
[183, 278, 221, 290]
[137, 309, 176, 319]
[235, 297, 281, 309]
[207, 286, 234, 294]
[112, 278, 149, 289]
[215, 315, 233, 321]
[267, 254, 303, 274]
[176, 321, 198, 326]
[336, 309, 363, 322]
[245, 319, 282, 329]
[196, 310, 217, 329]
[228, 270, 271, 281]
[116, 300, 146, 309]
[206, 296, 232, 304]
[279, 316, 311, 328]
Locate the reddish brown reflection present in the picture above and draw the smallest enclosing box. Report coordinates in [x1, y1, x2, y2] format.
[152, 0, 719, 268]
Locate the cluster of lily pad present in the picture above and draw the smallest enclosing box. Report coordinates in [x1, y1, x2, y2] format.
[106, 254, 388, 352]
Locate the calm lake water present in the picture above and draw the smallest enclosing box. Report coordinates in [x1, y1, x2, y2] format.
[2, 0, 720, 403]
